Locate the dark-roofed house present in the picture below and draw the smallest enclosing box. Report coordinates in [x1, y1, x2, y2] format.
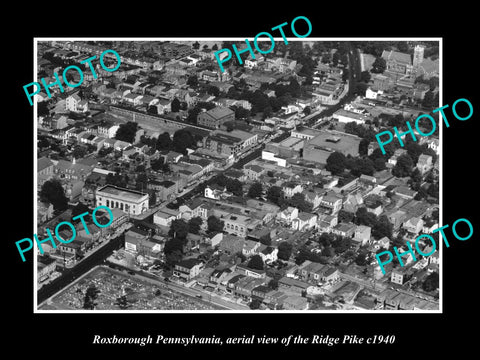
[244, 164, 264, 181]
[173, 258, 203, 281]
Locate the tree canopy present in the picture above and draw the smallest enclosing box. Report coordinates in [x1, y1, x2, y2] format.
[247, 254, 264, 270]
[326, 152, 347, 175]
[115, 121, 138, 143]
[40, 179, 68, 211]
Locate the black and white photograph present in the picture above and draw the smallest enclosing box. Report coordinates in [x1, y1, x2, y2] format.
[6, 5, 478, 357]
[33, 38, 442, 313]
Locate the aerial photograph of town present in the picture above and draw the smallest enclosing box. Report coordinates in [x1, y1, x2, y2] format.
[35, 39, 440, 312]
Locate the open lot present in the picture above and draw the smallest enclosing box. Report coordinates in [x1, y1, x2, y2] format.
[39, 266, 219, 310]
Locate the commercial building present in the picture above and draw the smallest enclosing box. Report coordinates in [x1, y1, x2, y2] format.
[197, 106, 235, 129]
[96, 185, 149, 216]
[303, 130, 361, 165]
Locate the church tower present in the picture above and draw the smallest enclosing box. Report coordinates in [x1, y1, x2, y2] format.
[413, 45, 424, 68]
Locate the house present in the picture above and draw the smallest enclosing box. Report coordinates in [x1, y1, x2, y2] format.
[173, 258, 203, 281]
[403, 216, 424, 235]
[65, 93, 88, 112]
[393, 186, 417, 200]
[323, 267, 340, 282]
[278, 276, 310, 295]
[153, 207, 181, 227]
[243, 164, 264, 181]
[300, 261, 328, 283]
[156, 98, 172, 114]
[277, 206, 299, 225]
[242, 239, 261, 257]
[391, 268, 413, 285]
[38, 201, 54, 224]
[235, 263, 266, 278]
[319, 192, 343, 215]
[303, 188, 324, 210]
[292, 212, 318, 231]
[416, 154, 433, 175]
[332, 222, 356, 238]
[353, 225, 371, 246]
[259, 246, 278, 264]
[282, 182, 303, 198]
[342, 192, 363, 213]
[37, 256, 57, 284]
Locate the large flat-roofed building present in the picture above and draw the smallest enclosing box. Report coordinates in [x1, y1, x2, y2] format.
[197, 106, 235, 129]
[204, 129, 257, 156]
[96, 185, 149, 216]
[303, 130, 361, 165]
[264, 136, 304, 159]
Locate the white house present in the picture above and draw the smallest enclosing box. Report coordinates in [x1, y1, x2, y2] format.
[153, 207, 181, 227]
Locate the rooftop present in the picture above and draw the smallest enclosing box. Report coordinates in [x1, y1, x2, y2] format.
[97, 185, 147, 202]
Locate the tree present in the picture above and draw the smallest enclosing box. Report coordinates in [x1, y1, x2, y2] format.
[172, 129, 195, 154]
[259, 234, 271, 246]
[372, 215, 393, 239]
[355, 82, 369, 96]
[115, 295, 131, 310]
[266, 186, 284, 205]
[40, 179, 68, 211]
[332, 236, 351, 254]
[202, 44, 209, 51]
[392, 154, 414, 178]
[188, 217, 203, 234]
[212, 44, 218, 51]
[225, 178, 243, 196]
[207, 215, 224, 233]
[247, 254, 264, 270]
[247, 182, 263, 199]
[277, 241, 293, 261]
[156, 132, 173, 150]
[373, 157, 386, 171]
[115, 121, 138, 143]
[249, 298, 262, 310]
[325, 152, 347, 175]
[38, 102, 49, 117]
[268, 279, 279, 290]
[288, 193, 312, 212]
[422, 271, 439, 292]
[321, 246, 335, 257]
[169, 219, 189, 240]
[83, 285, 100, 309]
[338, 209, 354, 223]
[371, 57, 387, 73]
[186, 75, 198, 88]
[422, 90, 436, 108]
[360, 70, 371, 83]
[303, 106, 312, 116]
[72, 145, 87, 159]
[147, 105, 158, 115]
[355, 207, 377, 228]
[192, 41, 200, 50]
[208, 85, 220, 97]
[171, 97, 181, 112]
[355, 252, 369, 266]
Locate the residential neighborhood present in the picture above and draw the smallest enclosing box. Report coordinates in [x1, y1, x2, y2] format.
[36, 39, 440, 311]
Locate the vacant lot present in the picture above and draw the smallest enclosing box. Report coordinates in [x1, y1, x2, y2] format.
[40, 266, 218, 310]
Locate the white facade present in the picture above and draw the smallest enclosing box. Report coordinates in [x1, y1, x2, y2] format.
[96, 185, 149, 216]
